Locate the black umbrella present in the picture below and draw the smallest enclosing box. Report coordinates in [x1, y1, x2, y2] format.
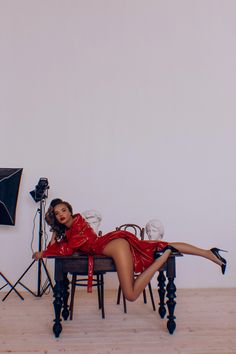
[0, 168, 23, 225]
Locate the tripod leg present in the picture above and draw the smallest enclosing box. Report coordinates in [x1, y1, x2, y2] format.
[2, 260, 36, 301]
[41, 259, 53, 286]
[2, 259, 36, 301]
[2, 260, 38, 300]
[39, 259, 54, 296]
[0, 272, 24, 301]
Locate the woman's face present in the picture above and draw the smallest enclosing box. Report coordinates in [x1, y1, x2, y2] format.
[54, 203, 73, 226]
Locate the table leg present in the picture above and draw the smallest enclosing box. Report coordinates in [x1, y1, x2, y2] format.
[53, 281, 64, 337]
[157, 270, 166, 318]
[61, 273, 70, 321]
[166, 276, 176, 334]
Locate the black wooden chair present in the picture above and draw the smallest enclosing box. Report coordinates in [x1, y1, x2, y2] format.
[69, 270, 106, 319]
[68, 227, 108, 320]
[116, 224, 156, 313]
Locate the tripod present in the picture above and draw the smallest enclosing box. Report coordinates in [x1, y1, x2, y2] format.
[2, 198, 53, 301]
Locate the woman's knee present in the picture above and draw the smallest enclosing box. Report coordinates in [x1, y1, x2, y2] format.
[124, 293, 137, 302]
[121, 288, 137, 302]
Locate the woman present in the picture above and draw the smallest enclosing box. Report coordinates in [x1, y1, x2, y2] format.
[33, 198, 227, 301]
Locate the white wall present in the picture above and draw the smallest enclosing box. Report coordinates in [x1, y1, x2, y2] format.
[0, 0, 235, 291]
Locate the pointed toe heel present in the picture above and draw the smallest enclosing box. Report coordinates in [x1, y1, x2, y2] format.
[210, 248, 228, 275]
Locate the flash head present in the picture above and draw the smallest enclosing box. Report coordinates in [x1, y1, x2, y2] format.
[30, 177, 49, 202]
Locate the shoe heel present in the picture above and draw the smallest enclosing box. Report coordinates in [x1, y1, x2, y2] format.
[221, 263, 226, 275]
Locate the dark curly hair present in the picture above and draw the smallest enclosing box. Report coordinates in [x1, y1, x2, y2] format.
[45, 198, 73, 241]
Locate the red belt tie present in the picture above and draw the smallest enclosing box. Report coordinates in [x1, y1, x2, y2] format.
[87, 255, 94, 293]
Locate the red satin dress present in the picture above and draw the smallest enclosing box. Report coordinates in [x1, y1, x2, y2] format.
[43, 214, 168, 290]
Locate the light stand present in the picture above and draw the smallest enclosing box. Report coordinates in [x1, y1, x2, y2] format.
[2, 179, 53, 301]
[0, 168, 24, 300]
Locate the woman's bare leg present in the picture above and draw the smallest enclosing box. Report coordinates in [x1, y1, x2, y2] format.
[169, 242, 225, 266]
[102, 239, 225, 301]
[102, 238, 171, 302]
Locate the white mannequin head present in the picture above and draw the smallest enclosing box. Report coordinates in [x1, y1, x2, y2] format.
[82, 209, 102, 233]
[145, 219, 164, 240]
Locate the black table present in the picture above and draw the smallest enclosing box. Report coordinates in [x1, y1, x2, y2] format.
[50, 253, 181, 337]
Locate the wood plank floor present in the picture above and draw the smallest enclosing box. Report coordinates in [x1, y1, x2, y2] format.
[0, 288, 236, 354]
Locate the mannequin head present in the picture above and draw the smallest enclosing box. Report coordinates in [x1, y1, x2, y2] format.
[145, 219, 164, 240]
[82, 209, 102, 233]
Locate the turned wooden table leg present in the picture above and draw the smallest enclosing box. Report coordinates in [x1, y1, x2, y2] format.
[165, 256, 177, 334]
[157, 270, 166, 319]
[53, 281, 64, 337]
[166, 276, 176, 334]
[61, 273, 70, 321]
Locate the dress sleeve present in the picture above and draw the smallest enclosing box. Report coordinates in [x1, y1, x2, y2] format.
[42, 232, 88, 257]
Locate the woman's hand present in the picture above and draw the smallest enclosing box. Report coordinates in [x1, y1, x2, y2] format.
[32, 251, 43, 260]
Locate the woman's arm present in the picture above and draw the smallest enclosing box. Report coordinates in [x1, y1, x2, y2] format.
[32, 231, 57, 260]
[32, 231, 89, 259]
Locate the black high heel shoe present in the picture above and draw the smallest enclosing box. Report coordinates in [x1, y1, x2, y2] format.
[154, 245, 179, 259]
[210, 248, 228, 275]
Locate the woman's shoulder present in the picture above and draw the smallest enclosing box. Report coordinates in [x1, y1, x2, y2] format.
[72, 213, 85, 225]
[70, 213, 95, 235]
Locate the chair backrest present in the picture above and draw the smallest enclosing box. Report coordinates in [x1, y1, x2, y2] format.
[116, 223, 145, 240]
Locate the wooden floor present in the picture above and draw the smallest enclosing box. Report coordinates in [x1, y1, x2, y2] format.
[0, 288, 236, 354]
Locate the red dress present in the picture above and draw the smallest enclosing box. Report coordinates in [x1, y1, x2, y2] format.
[43, 214, 168, 273]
